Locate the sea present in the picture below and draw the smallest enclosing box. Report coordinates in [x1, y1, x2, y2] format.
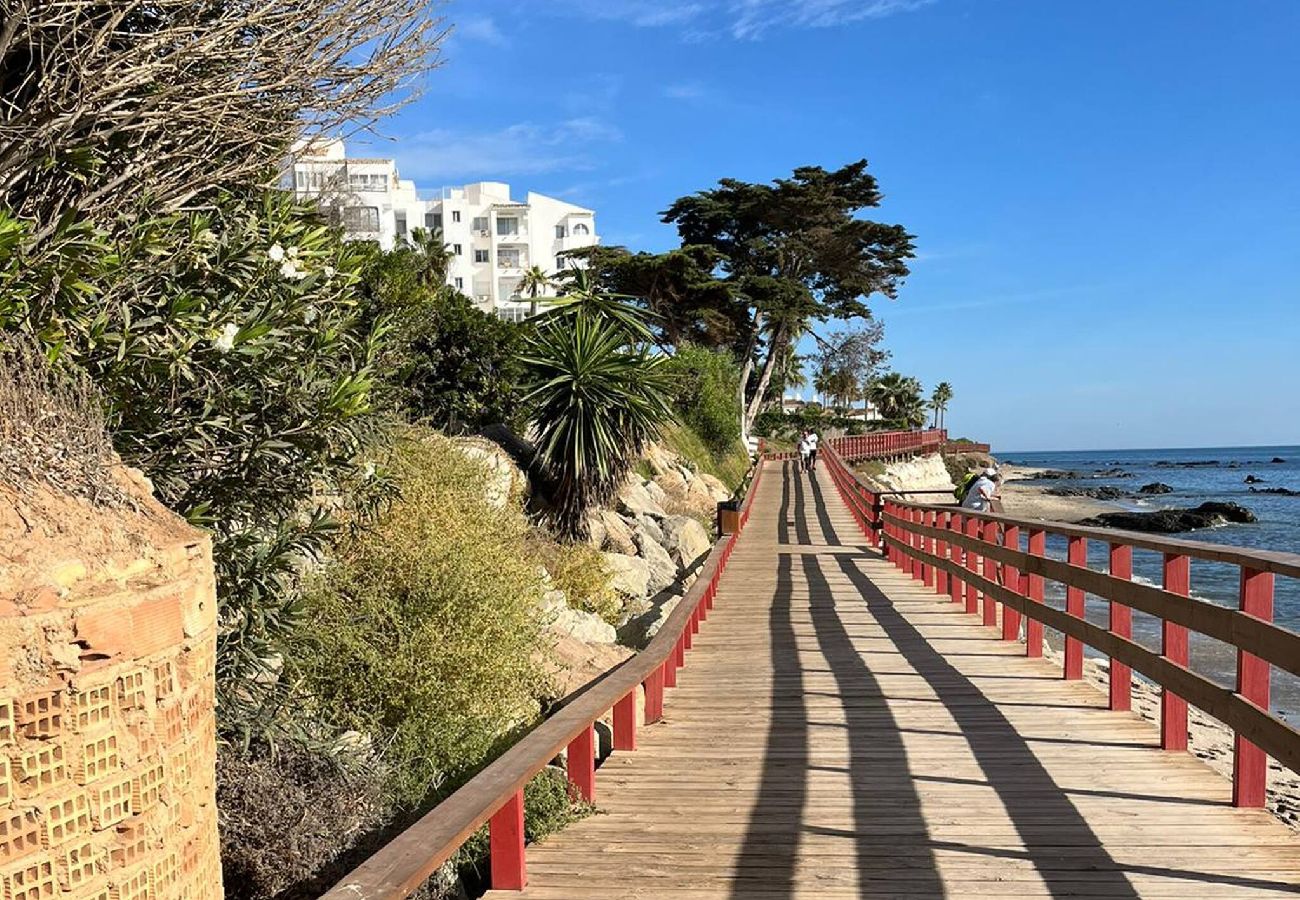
[994, 445, 1300, 718]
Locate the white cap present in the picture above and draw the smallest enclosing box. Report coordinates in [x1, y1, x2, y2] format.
[984, 466, 999, 477]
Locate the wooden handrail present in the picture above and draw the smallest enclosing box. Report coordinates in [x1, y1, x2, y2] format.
[821, 443, 1300, 809]
[321, 456, 769, 898]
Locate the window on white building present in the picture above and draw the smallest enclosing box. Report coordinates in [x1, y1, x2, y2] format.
[496, 306, 528, 324]
[555, 224, 567, 238]
[497, 217, 519, 236]
[453, 243, 463, 255]
[472, 217, 489, 232]
[498, 249, 520, 268]
[474, 249, 490, 263]
[426, 212, 442, 230]
[341, 206, 380, 232]
[573, 222, 591, 235]
[455, 277, 464, 289]
[295, 171, 306, 190]
[452, 211, 461, 223]
[395, 212, 407, 238]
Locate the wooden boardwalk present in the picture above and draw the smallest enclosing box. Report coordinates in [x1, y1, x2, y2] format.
[486, 461, 1300, 899]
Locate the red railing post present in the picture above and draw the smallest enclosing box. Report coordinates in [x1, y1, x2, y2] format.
[489, 790, 527, 890]
[870, 497, 882, 548]
[948, 513, 963, 603]
[1065, 536, 1087, 680]
[910, 507, 923, 581]
[664, 639, 680, 688]
[923, 510, 935, 588]
[981, 520, 999, 627]
[1234, 567, 1274, 807]
[1161, 553, 1190, 751]
[1001, 526, 1021, 641]
[613, 690, 637, 751]
[567, 724, 596, 802]
[964, 516, 980, 615]
[1108, 543, 1133, 711]
[935, 511, 950, 596]
[1026, 529, 1046, 657]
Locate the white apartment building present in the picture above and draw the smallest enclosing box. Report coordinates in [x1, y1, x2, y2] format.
[283, 140, 600, 320]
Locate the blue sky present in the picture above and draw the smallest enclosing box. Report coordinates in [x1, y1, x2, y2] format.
[364, 0, 1300, 452]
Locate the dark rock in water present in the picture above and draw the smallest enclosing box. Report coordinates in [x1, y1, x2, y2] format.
[1094, 467, 1133, 479]
[1080, 502, 1257, 533]
[1032, 469, 1082, 480]
[1251, 486, 1300, 496]
[1227, 462, 1240, 469]
[1273, 457, 1287, 464]
[1138, 482, 1174, 495]
[1154, 460, 1220, 468]
[1047, 486, 1131, 500]
[1244, 475, 1265, 484]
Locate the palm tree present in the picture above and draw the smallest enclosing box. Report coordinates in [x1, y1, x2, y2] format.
[523, 313, 674, 539]
[519, 265, 551, 317]
[405, 227, 455, 290]
[930, 381, 954, 431]
[867, 372, 926, 429]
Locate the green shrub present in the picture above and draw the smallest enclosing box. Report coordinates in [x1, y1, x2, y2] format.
[659, 421, 751, 491]
[1, 194, 388, 738]
[663, 345, 742, 456]
[533, 538, 620, 624]
[292, 429, 549, 808]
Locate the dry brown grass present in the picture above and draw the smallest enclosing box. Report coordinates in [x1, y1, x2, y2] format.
[0, 337, 123, 503]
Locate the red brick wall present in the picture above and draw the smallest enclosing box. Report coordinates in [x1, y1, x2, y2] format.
[1, 499, 222, 900]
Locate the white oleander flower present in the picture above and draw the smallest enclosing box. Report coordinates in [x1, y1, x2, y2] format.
[287, 245, 300, 259]
[322, 265, 336, 279]
[279, 260, 306, 280]
[362, 461, 377, 480]
[267, 243, 285, 262]
[214, 322, 238, 353]
[303, 305, 318, 324]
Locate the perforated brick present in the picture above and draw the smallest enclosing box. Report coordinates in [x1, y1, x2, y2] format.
[74, 877, 112, 900]
[55, 838, 100, 891]
[156, 703, 183, 747]
[130, 764, 164, 815]
[71, 686, 114, 733]
[148, 848, 177, 898]
[108, 864, 149, 900]
[0, 699, 14, 745]
[40, 790, 90, 847]
[16, 745, 67, 795]
[150, 662, 176, 702]
[0, 854, 57, 900]
[0, 807, 41, 864]
[74, 734, 120, 785]
[88, 773, 133, 830]
[107, 818, 149, 871]
[0, 757, 11, 806]
[16, 692, 63, 740]
[114, 673, 147, 713]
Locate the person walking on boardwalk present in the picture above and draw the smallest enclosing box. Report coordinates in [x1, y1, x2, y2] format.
[806, 429, 820, 472]
[798, 430, 812, 473]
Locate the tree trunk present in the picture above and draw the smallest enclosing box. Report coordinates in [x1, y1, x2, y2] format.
[745, 319, 789, 435]
[736, 311, 762, 448]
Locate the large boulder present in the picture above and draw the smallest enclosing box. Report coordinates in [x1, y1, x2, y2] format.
[634, 525, 678, 595]
[548, 605, 618, 644]
[453, 438, 528, 509]
[636, 514, 666, 547]
[697, 473, 733, 502]
[663, 515, 712, 571]
[653, 468, 690, 499]
[594, 510, 637, 555]
[617, 476, 666, 519]
[643, 443, 679, 477]
[601, 552, 650, 601]
[1138, 482, 1174, 495]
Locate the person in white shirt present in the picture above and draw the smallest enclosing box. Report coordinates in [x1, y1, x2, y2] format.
[961, 468, 1001, 512]
[806, 430, 820, 471]
[798, 431, 811, 473]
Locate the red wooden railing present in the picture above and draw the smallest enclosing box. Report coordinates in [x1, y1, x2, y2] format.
[828, 428, 948, 461]
[823, 444, 1300, 807]
[321, 457, 769, 898]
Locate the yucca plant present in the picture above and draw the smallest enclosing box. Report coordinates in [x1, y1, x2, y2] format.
[539, 267, 655, 344]
[523, 311, 674, 539]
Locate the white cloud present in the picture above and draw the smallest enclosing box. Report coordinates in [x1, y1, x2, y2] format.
[390, 118, 623, 182]
[663, 81, 709, 101]
[456, 16, 510, 46]
[730, 0, 935, 39]
[532, 0, 931, 38]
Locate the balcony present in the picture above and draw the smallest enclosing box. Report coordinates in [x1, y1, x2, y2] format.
[495, 228, 529, 243]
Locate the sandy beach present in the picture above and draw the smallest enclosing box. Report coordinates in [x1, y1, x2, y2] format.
[998, 464, 1118, 522]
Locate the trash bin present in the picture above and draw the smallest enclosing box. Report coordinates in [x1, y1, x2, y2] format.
[717, 498, 742, 535]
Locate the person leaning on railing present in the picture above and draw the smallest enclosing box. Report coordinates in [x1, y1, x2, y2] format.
[958, 468, 1009, 584]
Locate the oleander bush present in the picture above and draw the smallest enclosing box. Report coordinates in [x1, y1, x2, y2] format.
[291, 429, 550, 808]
